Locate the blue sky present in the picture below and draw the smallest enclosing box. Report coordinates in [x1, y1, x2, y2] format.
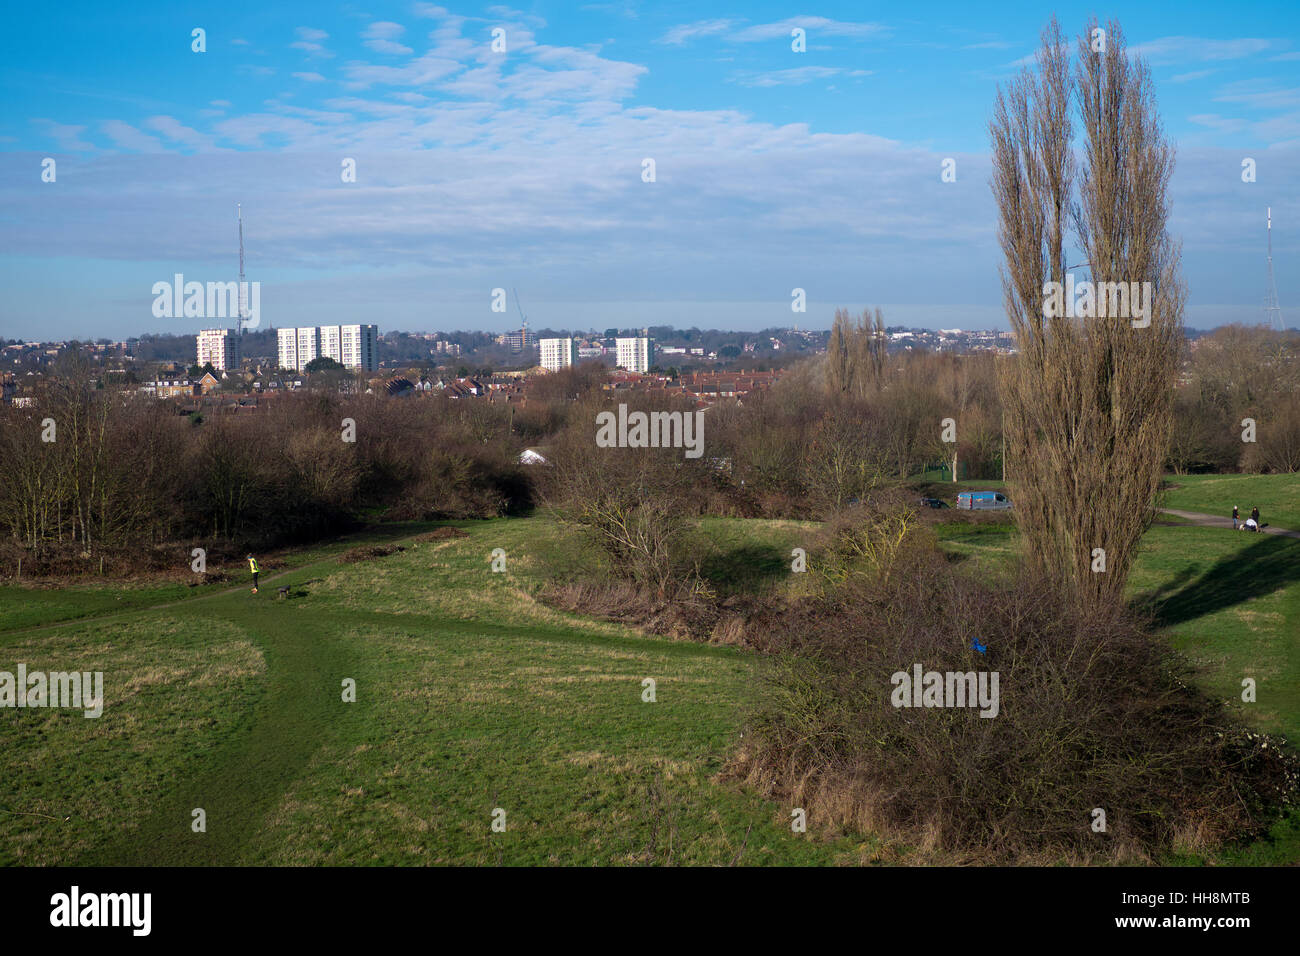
[1, 1, 1298, 340]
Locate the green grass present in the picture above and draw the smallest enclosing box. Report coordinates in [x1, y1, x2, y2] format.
[0, 519, 868, 866]
[0, 581, 210, 632]
[3, 475, 1297, 866]
[1128, 525, 1300, 741]
[0, 522, 450, 633]
[1161, 472, 1300, 530]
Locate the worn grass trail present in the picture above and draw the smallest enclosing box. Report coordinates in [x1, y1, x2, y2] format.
[95, 602, 370, 865]
[2, 520, 864, 866]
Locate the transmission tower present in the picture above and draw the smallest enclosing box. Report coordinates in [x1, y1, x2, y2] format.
[1265, 206, 1286, 331]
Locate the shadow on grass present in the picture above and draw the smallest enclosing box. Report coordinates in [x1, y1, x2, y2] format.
[696, 544, 791, 594]
[1136, 535, 1300, 627]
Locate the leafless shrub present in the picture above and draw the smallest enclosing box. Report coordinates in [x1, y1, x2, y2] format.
[731, 537, 1297, 862]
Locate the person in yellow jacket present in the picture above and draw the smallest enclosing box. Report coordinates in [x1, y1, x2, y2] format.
[247, 555, 260, 594]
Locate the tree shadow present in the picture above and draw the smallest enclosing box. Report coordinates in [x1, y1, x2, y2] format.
[1135, 535, 1300, 628]
[697, 544, 791, 594]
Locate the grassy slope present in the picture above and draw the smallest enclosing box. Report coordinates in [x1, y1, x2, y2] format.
[1161, 472, 1300, 529]
[0, 519, 867, 866]
[3, 484, 1296, 866]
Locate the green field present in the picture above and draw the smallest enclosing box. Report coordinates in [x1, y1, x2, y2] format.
[0, 520, 869, 865]
[2, 478, 1297, 865]
[1161, 473, 1300, 529]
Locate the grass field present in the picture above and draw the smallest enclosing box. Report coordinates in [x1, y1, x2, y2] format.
[2, 476, 1297, 866]
[0, 520, 871, 866]
[1161, 473, 1300, 530]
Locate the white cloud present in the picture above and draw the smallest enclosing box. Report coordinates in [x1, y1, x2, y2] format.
[1130, 36, 1277, 64]
[10, 7, 1293, 339]
[144, 116, 213, 150]
[659, 19, 738, 45]
[660, 16, 885, 46]
[100, 119, 164, 151]
[32, 119, 96, 151]
[733, 66, 871, 88]
[292, 26, 334, 58]
[729, 17, 887, 43]
[293, 72, 327, 82]
[364, 21, 414, 56]
[1188, 113, 1246, 134]
[1214, 81, 1300, 110]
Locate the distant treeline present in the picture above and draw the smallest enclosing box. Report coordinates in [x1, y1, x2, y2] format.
[0, 359, 527, 574]
[2, 321, 1296, 575]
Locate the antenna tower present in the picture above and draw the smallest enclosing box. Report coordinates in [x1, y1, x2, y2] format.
[1266, 207, 1286, 331]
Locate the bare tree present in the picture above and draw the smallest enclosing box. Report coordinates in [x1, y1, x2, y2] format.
[992, 17, 1184, 605]
[827, 307, 888, 398]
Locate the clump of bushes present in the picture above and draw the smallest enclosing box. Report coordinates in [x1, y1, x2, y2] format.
[339, 543, 407, 563]
[729, 509, 1298, 863]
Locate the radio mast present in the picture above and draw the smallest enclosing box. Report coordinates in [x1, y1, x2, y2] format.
[1265, 207, 1285, 331]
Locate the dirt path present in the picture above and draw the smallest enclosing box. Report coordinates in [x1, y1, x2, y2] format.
[1159, 508, 1300, 540]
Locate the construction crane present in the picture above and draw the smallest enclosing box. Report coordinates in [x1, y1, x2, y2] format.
[512, 287, 528, 331]
[237, 203, 249, 333]
[511, 287, 531, 352]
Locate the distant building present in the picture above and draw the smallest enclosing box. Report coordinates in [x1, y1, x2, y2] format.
[616, 337, 654, 373]
[539, 337, 578, 372]
[501, 327, 536, 352]
[277, 325, 378, 372]
[196, 329, 241, 371]
[142, 379, 199, 399]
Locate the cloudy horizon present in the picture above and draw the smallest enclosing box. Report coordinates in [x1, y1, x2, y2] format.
[2, 1, 1298, 340]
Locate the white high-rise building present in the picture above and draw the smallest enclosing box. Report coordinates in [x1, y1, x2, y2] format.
[277, 327, 306, 371]
[616, 337, 653, 373]
[196, 329, 240, 371]
[539, 337, 578, 372]
[337, 324, 378, 371]
[277, 325, 378, 372]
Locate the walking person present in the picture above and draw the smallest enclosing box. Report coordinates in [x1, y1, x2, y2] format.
[1232, 505, 1239, 530]
[247, 554, 260, 594]
[1251, 506, 1260, 528]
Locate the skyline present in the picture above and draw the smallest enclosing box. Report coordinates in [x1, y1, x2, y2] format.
[1, 1, 1298, 339]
